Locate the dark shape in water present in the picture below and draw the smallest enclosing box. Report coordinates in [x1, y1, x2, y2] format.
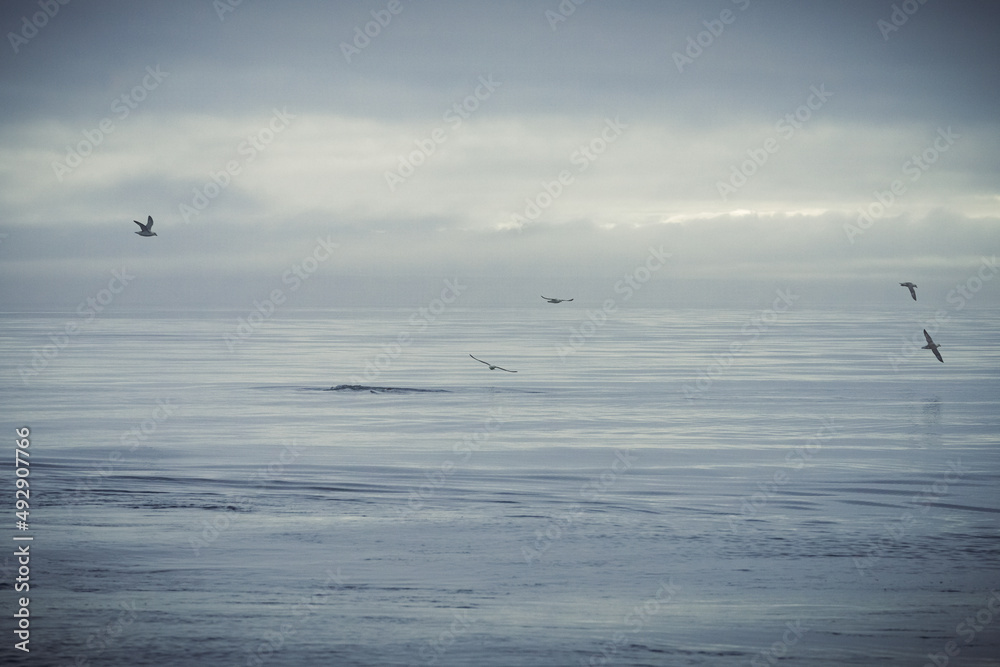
[327, 384, 451, 393]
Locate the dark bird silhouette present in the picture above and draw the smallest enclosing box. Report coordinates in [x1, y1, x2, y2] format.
[134, 215, 157, 237]
[469, 355, 517, 372]
[922, 329, 943, 362]
[900, 282, 917, 301]
[541, 296, 573, 303]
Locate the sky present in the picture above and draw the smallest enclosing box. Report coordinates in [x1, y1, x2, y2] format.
[1, 0, 998, 309]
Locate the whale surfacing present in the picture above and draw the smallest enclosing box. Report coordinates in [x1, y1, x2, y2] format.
[327, 384, 451, 393]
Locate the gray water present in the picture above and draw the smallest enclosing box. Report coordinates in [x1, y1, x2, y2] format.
[2, 306, 999, 666]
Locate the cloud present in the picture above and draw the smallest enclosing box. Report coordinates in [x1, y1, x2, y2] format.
[2, 207, 996, 310]
[0, 1, 997, 310]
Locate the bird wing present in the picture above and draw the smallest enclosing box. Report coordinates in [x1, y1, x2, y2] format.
[908, 285, 916, 300]
[147, 215, 153, 229]
[923, 329, 935, 345]
[932, 347, 943, 363]
[495, 366, 517, 373]
[541, 296, 552, 300]
[469, 354, 490, 366]
[566, 298, 573, 302]
[133, 219, 145, 229]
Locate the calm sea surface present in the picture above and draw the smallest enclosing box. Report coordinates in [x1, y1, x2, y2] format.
[1, 306, 999, 666]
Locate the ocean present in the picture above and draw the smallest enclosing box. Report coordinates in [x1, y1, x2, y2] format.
[2, 305, 999, 666]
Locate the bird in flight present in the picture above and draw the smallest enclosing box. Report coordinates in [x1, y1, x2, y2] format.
[922, 329, 943, 362]
[541, 296, 573, 303]
[469, 355, 517, 372]
[134, 216, 157, 237]
[900, 282, 917, 301]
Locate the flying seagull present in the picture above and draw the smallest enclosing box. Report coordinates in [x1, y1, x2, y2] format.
[541, 296, 573, 303]
[922, 329, 943, 362]
[900, 282, 917, 301]
[469, 355, 517, 372]
[134, 216, 157, 237]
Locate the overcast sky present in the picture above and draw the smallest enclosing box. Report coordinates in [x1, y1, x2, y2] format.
[1, 0, 998, 309]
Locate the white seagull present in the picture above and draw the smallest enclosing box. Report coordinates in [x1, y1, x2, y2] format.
[469, 355, 517, 373]
[541, 296, 573, 303]
[134, 216, 157, 237]
[922, 329, 943, 363]
[900, 282, 917, 301]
